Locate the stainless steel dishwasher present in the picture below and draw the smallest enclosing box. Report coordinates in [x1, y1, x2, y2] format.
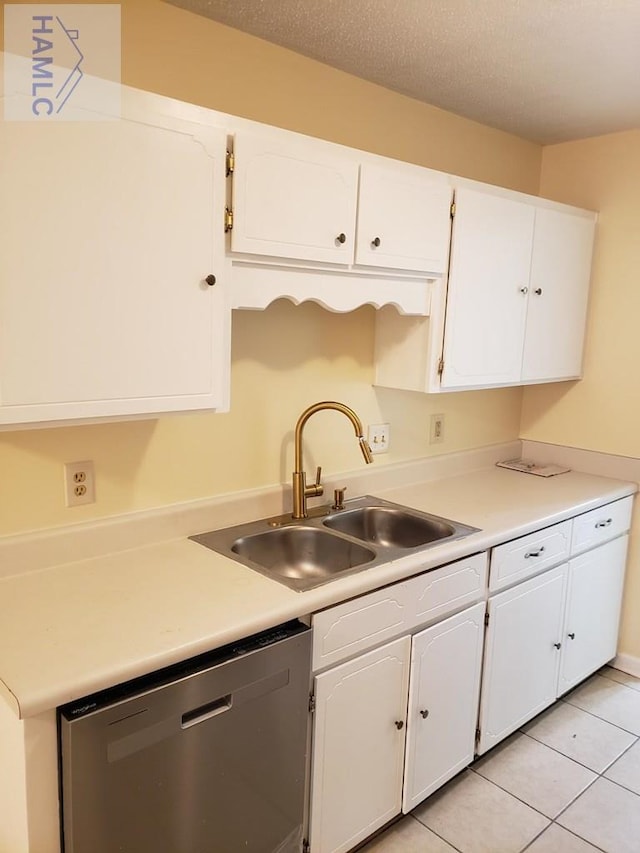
[59, 621, 311, 853]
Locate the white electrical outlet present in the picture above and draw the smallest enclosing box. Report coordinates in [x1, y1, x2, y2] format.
[430, 413, 445, 444]
[368, 423, 390, 454]
[64, 460, 96, 507]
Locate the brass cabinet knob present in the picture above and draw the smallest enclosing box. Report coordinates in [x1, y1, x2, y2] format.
[205, 274, 216, 286]
[336, 232, 347, 244]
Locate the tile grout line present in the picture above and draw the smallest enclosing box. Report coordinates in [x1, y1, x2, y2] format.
[411, 746, 638, 853]
[408, 813, 465, 853]
[466, 763, 608, 853]
[401, 671, 640, 853]
[519, 822, 608, 853]
[592, 772, 640, 802]
[559, 695, 640, 739]
[597, 667, 640, 693]
[520, 725, 639, 776]
[467, 763, 558, 820]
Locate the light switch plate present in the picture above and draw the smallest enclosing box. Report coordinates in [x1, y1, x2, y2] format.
[368, 423, 390, 454]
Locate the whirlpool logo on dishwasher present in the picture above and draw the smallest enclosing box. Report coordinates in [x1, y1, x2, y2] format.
[3, 4, 121, 121]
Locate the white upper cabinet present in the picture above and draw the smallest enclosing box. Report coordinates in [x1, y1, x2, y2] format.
[355, 164, 452, 273]
[376, 181, 596, 395]
[440, 185, 596, 391]
[0, 90, 230, 427]
[521, 206, 595, 383]
[230, 129, 452, 279]
[440, 188, 535, 390]
[231, 131, 359, 265]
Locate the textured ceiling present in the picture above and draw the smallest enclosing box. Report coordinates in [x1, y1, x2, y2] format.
[166, 0, 640, 144]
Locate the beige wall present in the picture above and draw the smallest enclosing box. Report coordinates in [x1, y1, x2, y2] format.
[0, 0, 541, 535]
[521, 130, 640, 660]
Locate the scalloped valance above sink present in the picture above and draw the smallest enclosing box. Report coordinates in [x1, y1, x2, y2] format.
[230, 262, 434, 315]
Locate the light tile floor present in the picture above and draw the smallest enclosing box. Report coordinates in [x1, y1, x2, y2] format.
[361, 666, 640, 853]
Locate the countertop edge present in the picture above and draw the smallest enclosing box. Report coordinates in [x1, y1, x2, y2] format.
[4, 471, 638, 719]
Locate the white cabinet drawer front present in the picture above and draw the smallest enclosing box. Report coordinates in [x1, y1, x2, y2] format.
[406, 553, 488, 630]
[312, 587, 410, 672]
[571, 497, 633, 555]
[490, 520, 572, 592]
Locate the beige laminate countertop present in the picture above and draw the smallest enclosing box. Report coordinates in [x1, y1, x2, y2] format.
[0, 466, 635, 719]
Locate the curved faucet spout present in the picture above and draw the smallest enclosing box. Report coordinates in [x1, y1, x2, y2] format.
[292, 401, 374, 519]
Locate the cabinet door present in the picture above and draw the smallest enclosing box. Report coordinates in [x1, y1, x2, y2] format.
[231, 131, 358, 264]
[355, 164, 452, 273]
[309, 637, 410, 853]
[403, 602, 485, 812]
[0, 98, 229, 425]
[441, 188, 535, 390]
[522, 207, 595, 382]
[558, 535, 628, 695]
[478, 565, 567, 754]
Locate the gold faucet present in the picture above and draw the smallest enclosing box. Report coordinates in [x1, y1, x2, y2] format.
[292, 401, 374, 519]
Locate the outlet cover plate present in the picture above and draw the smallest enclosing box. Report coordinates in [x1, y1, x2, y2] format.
[430, 413, 445, 444]
[64, 460, 96, 507]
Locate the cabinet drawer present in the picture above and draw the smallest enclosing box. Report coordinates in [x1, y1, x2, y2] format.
[571, 496, 633, 556]
[312, 553, 488, 672]
[312, 584, 410, 672]
[490, 520, 572, 592]
[404, 552, 487, 631]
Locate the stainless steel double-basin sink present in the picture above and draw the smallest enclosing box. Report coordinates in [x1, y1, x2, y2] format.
[190, 495, 479, 592]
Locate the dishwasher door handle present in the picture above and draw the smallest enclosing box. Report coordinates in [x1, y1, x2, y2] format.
[182, 694, 233, 728]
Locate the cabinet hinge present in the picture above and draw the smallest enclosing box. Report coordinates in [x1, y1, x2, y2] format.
[437, 357, 445, 377]
[450, 201, 456, 218]
[309, 693, 316, 714]
[484, 611, 490, 627]
[225, 149, 235, 177]
[476, 726, 481, 741]
[224, 206, 234, 232]
[302, 840, 310, 853]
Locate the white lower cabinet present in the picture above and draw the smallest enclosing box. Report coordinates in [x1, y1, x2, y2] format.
[403, 602, 485, 811]
[478, 566, 568, 754]
[309, 601, 486, 853]
[479, 531, 630, 755]
[309, 637, 411, 853]
[558, 535, 628, 694]
[308, 499, 632, 852]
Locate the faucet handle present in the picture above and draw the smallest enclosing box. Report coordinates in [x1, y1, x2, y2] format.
[332, 487, 347, 510]
[304, 466, 324, 501]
